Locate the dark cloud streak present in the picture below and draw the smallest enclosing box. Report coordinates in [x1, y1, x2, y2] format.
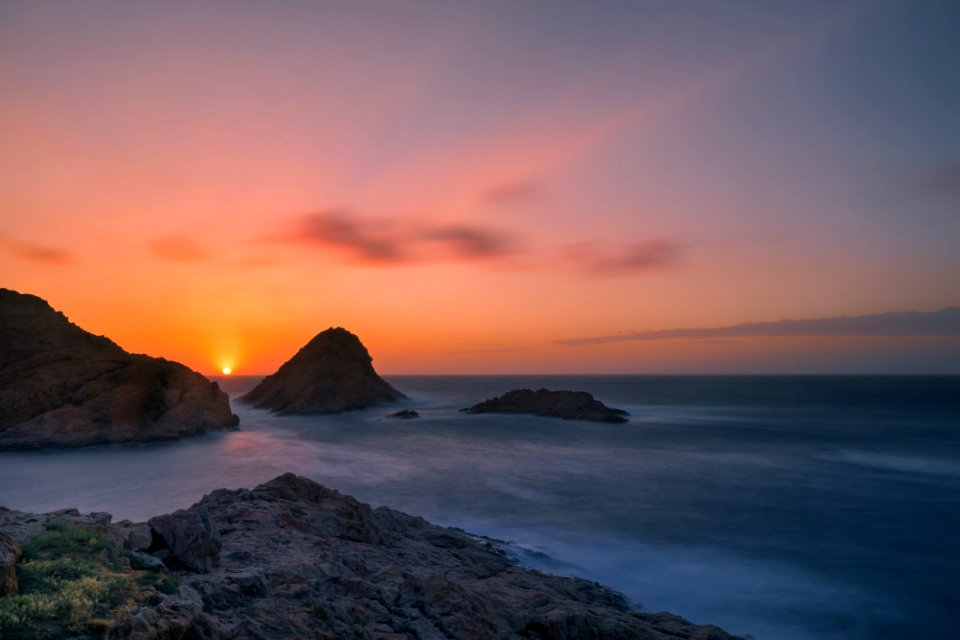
[0, 235, 75, 265]
[558, 308, 960, 345]
[560, 239, 683, 275]
[421, 225, 513, 257]
[293, 210, 515, 264]
[281, 209, 685, 275]
[301, 210, 404, 262]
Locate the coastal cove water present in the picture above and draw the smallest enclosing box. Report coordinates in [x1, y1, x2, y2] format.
[2, 375, 958, 640]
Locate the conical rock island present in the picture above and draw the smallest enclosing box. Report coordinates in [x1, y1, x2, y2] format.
[0, 289, 238, 450]
[240, 327, 404, 414]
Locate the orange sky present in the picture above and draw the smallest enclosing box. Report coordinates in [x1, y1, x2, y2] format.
[2, 1, 959, 374]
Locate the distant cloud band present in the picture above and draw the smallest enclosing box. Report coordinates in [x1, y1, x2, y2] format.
[276, 209, 684, 276]
[557, 307, 960, 345]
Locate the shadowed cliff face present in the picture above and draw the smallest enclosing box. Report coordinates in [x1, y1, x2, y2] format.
[0, 289, 239, 450]
[241, 327, 405, 414]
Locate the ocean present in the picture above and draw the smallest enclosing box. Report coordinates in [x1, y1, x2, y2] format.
[1, 375, 958, 640]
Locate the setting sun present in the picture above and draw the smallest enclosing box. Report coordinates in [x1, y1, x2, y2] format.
[221, 367, 232, 375]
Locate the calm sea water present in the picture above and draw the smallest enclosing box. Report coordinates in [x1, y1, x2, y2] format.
[1, 375, 958, 640]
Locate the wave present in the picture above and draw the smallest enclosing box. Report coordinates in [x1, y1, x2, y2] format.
[826, 451, 960, 477]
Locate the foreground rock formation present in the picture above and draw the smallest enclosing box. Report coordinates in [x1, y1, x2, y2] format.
[0, 289, 238, 450]
[0, 474, 740, 639]
[463, 389, 630, 423]
[241, 327, 405, 414]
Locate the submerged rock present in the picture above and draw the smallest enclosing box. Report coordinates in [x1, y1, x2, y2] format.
[240, 327, 405, 414]
[387, 409, 419, 419]
[0, 289, 239, 450]
[462, 388, 629, 423]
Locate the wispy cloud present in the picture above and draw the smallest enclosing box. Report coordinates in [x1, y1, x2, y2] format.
[0, 235, 75, 265]
[148, 234, 209, 261]
[273, 209, 686, 276]
[558, 308, 960, 345]
[291, 209, 516, 264]
[559, 239, 684, 275]
[480, 179, 541, 206]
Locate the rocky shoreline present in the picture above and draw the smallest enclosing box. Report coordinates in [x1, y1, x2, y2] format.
[1, 474, 741, 640]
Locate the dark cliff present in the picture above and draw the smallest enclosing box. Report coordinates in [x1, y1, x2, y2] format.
[0, 289, 238, 450]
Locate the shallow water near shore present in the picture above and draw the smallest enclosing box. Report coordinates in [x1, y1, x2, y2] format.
[2, 375, 958, 640]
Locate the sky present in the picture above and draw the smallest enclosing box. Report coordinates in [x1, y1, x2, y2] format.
[2, 0, 959, 375]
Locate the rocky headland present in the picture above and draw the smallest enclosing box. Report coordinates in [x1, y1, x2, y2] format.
[0, 473, 740, 639]
[241, 327, 405, 414]
[462, 389, 629, 423]
[0, 289, 238, 450]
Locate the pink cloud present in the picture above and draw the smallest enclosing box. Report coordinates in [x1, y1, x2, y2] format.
[276, 210, 686, 277]
[559, 239, 684, 275]
[293, 209, 515, 264]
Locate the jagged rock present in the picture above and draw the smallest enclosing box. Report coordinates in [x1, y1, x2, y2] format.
[387, 409, 419, 419]
[148, 507, 221, 573]
[462, 388, 630, 423]
[90, 511, 113, 525]
[0, 475, 742, 639]
[0, 530, 19, 595]
[119, 584, 204, 640]
[129, 550, 167, 572]
[0, 289, 239, 450]
[178, 472, 740, 639]
[124, 523, 154, 551]
[240, 327, 405, 414]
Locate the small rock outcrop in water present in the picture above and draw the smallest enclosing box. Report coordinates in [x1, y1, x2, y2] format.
[240, 327, 405, 414]
[0, 289, 239, 450]
[387, 409, 419, 419]
[463, 388, 629, 423]
[0, 475, 741, 639]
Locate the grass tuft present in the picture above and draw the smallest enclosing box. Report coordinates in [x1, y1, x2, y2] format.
[0, 523, 179, 639]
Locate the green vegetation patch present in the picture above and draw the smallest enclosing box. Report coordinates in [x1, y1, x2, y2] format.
[0, 523, 177, 639]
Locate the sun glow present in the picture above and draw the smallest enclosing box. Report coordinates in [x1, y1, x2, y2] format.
[222, 367, 232, 375]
